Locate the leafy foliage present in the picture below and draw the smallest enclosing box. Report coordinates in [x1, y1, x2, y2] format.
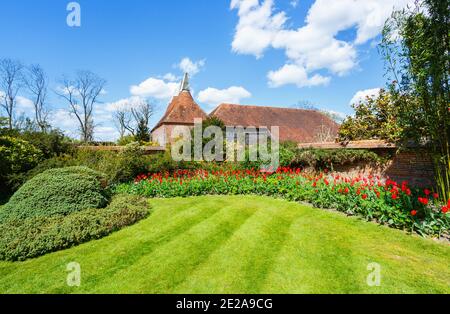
[135, 118, 151, 142]
[381, 0, 450, 200]
[338, 89, 403, 142]
[0, 136, 43, 194]
[117, 135, 137, 146]
[0, 167, 109, 223]
[0, 194, 150, 261]
[0, 136, 43, 174]
[293, 148, 386, 170]
[19, 129, 73, 159]
[75, 143, 151, 184]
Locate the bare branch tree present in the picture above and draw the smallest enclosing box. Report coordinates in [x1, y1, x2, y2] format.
[314, 120, 335, 143]
[56, 71, 106, 142]
[112, 98, 153, 139]
[113, 109, 133, 138]
[131, 99, 153, 132]
[292, 100, 319, 111]
[0, 58, 24, 130]
[25, 64, 49, 132]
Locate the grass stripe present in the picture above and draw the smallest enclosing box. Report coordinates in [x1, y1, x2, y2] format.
[94, 202, 258, 293]
[0, 196, 448, 294]
[173, 197, 302, 293]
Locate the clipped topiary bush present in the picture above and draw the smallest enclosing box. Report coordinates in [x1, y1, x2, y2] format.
[0, 166, 110, 223]
[0, 194, 150, 261]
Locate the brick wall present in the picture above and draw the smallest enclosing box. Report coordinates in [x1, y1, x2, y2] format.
[385, 149, 435, 187]
[324, 149, 435, 187]
[298, 141, 436, 187]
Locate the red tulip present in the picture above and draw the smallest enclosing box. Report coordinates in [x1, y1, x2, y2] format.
[418, 197, 429, 205]
[410, 210, 417, 216]
[442, 206, 448, 214]
[362, 194, 368, 200]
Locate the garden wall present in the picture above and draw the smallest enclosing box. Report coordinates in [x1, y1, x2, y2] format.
[299, 141, 435, 187]
[77, 146, 165, 155]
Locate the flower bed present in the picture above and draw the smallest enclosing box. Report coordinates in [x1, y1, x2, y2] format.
[116, 167, 450, 238]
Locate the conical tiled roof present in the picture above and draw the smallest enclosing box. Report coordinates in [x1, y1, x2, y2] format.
[152, 90, 207, 131]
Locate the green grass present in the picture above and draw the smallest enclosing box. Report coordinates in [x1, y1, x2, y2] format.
[0, 195, 449, 294]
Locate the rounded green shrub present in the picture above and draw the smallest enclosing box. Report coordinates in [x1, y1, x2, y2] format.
[0, 194, 150, 261]
[0, 166, 110, 223]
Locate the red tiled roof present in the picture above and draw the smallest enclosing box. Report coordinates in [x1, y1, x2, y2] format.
[210, 104, 340, 143]
[152, 91, 207, 131]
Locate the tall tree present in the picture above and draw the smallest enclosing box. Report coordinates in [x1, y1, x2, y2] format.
[25, 64, 49, 132]
[131, 99, 153, 131]
[0, 59, 24, 130]
[113, 109, 132, 138]
[381, 0, 450, 200]
[112, 98, 153, 139]
[56, 71, 106, 142]
[135, 118, 151, 142]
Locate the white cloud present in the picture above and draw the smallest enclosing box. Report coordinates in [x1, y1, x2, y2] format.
[95, 126, 119, 142]
[49, 109, 79, 137]
[163, 73, 179, 82]
[50, 107, 120, 142]
[349, 88, 381, 106]
[0, 93, 34, 115]
[17, 96, 34, 109]
[55, 84, 72, 95]
[231, 0, 287, 58]
[321, 109, 347, 123]
[231, 0, 413, 87]
[178, 58, 205, 76]
[197, 86, 252, 106]
[104, 96, 148, 112]
[15, 96, 35, 116]
[130, 77, 179, 99]
[290, 0, 299, 8]
[267, 64, 330, 88]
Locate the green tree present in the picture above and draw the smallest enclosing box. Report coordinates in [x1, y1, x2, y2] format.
[338, 89, 403, 142]
[135, 118, 150, 143]
[381, 0, 450, 200]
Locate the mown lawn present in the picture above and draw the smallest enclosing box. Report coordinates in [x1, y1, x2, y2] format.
[0, 195, 449, 294]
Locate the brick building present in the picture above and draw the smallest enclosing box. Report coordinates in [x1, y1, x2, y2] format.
[151, 73, 339, 146]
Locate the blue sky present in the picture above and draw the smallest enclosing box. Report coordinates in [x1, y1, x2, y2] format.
[0, 0, 411, 140]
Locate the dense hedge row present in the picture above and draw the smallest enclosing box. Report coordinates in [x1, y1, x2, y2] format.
[293, 148, 388, 169]
[0, 167, 110, 223]
[0, 194, 150, 261]
[17, 144, 387, 190]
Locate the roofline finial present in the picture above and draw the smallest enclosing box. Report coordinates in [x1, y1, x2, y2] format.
[180, 72, 190, 92]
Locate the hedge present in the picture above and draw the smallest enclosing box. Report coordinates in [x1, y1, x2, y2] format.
[0, 194, 150, 261]
[0, 167, 110, 223]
